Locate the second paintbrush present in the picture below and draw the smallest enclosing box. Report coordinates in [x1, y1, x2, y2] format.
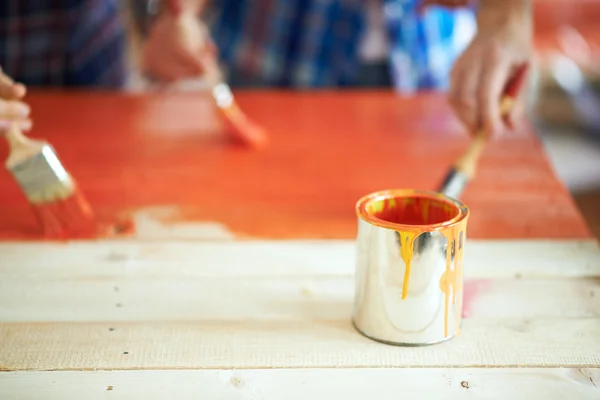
[165, 0, 268, 149]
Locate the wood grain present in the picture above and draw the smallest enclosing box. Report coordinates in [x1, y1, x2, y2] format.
[0, 273, 598, 322]
[1, 239, 598, 371]
[1, 319, 600, 370]
[1, 368, 599, 400]
[1, 239, 598, 279]
[0, 92, 592, 240]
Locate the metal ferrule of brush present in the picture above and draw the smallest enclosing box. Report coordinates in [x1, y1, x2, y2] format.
[9, 145, 74, 204]
[439, 170, 469, 201]
[212, 82, 234, 109]
[410, 171, 468, 260]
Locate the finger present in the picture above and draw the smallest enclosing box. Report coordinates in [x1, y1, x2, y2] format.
[478, 48, 512, 138]
[175, 45, 206, 76]
[448, 59, 481, 135]
[205, 40, 219, 60]
[0, 83, 26, 100]
[0, 100, 30, 118]
[150, 58, 198, 82]
[0, 118, 33, 131]
[12, 83, 26, 98]
[503, 64, 530, 130]
[143, 45, 200, 82]
[504, 80, 527, 131]
[0, 72, 26, 100]
[177, 21, 216, 75]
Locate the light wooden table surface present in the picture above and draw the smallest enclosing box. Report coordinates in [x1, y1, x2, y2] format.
[0, 92, 598, 399]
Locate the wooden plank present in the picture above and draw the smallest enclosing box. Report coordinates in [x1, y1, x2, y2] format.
[1, 239, 598, 371]
[1, 319, 599, 370]
[1, 239, 599, 279]
[1, 368, 599, 400]
[0, 276, 598, 322]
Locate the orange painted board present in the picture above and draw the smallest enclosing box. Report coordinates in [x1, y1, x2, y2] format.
[0, 91, 592, 240]
[533, 0, 600, 57]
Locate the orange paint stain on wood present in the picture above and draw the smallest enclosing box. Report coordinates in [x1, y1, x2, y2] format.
[0, 91, 593, 240]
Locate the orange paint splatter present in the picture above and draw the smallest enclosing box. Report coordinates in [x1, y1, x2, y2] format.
[440, 221, 467, 337]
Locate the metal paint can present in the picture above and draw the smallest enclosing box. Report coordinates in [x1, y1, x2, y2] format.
[352, 189, 469, 346]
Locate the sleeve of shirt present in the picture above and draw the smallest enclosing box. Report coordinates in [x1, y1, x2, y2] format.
[66, 0, 128, 88]
[384, 0, 476, 92]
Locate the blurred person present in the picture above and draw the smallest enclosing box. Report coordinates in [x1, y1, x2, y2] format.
[139, 0, 532, 138]
[0, 0, 533, 139]
[0, 0, 204, 133]
[0, 0, 128, 135]
[0, 0, 128, 88]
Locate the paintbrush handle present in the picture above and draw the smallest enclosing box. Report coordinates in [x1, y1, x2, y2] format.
[452, 95, 516, 178]
[3, 125, 31, 147]
[3, 125, 46, 169]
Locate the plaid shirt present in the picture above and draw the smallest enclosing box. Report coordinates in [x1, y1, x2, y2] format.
[0, 0, 127, 88]
[205, 0, 477, 91]
[1, 1, 475, 91]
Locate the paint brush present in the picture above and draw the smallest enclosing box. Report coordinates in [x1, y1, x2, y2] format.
[165, 0, 268, 149]
[439, 64, 529, 199]
[3, 125, 96, 239]
[201, 59, 269, 149]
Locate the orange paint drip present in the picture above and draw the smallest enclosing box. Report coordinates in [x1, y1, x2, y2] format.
[454, 230, 465, 333]
[439, 226, 455, 338]
[439, 222, 467, 338]
[398, 231, 418, 300]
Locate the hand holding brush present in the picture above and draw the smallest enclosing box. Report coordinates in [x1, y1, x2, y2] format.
[144, 0, 268, 149]
[0, 68, 96, 239]
[439, 63, 529, 199]
[0, 67, 32, 132]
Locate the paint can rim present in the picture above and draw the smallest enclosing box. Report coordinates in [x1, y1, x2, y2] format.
[355, 188, 469, 232]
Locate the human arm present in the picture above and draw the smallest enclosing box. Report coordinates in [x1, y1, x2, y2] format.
[447, 0, 532, 138]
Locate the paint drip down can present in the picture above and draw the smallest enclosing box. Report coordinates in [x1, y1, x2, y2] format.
[352, 189, 469, 346]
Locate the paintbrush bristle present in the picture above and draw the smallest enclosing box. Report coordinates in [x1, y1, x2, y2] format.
[30, 184, 96, 239]
[7, 143, 96, 239]
[219, 102, 268, 149]
[210, 82, 268, 148]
